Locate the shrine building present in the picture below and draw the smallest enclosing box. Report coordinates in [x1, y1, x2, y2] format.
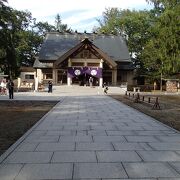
[33, 32, 134, 87]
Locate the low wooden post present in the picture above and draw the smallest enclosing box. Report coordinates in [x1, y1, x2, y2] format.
[148, 97, 151, 103]
[134, 93, 140, 103]
[152, 97, 161, 110]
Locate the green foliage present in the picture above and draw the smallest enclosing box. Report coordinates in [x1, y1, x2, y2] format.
[0, 0, 7, 6]
[96, 8, 152, 77]
[0, 2, 70, 78]
[142, 0, 180, 78]
[97, 1, 180, 81]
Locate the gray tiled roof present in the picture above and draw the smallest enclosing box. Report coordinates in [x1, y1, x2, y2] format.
[39, 32, 131, 62]
[33, 58, 53, 68]
[117, 62, 135, 70]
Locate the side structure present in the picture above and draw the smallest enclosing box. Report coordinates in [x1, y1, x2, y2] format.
[33, 32, 134, 87]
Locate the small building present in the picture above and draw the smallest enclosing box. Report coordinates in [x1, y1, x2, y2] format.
[33, 32, 134, 86]
[19, 67, 36, 81]
[165, 79, 179, 93]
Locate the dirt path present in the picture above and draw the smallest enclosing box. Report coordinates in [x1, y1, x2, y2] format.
[110, 94, 180, 131]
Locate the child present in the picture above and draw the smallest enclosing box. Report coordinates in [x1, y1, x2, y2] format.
[104, 85, 108, 94]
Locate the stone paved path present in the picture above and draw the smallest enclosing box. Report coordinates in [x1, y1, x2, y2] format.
[1, 93, 180, 179]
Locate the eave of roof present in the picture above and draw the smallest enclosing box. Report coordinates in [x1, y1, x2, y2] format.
[54, 38, 117, 68]
[33, 58, 54, 68]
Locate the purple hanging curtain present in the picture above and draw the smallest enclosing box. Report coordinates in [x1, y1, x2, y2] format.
[85, 67, 102, 78]
[68, 67, 102, 78]
[67, 67, 83, 78]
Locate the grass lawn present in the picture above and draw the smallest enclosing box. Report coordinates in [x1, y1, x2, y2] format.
[0, 101, 58, 156]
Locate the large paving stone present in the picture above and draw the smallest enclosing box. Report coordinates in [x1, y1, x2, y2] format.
[137, 151, 180, 162]
[90, 125, 118, 130]
[63, 125, 91, 130]
[102, 178, 155, 180]
[87, 130, 107, 136]
[163, 130, 179, 135]
[60, 135, 92, 142]
[29, 130, 47, 136]
[76, 130, 88, 136]
[35, 126, 64, 131]
[51, 151, 97, 162]
[106, 130, 137, 136]
[113, 142, 146, 150]
[143, 126, 170, 131]
[96, 151, 142, 162]
[76, 142, 114, 151]
[134, 130, 167, 136]
[15, 142, 38, 152]
[123, 162, 180, 178]
[78, 122, 101, 126]
[35, 142, 75, 151]
[156, 136, 180, 142]
[4, 152, 53, 163]
[0, 164, 23, 180]
[74, 179, 100, 180]
[24, 135, 59, 143]
[46, 130, 76, 136]
[158, 178, 180, 180]
[93, 136, 126, 142]
[74, 163, 128, 179]
[117, 126, 145, 131]
[56, 122, 77, 126]
[125, 136, 160, 142]
[149, 143, 180, 150]
[170, 162, 180, 174]
[15, 163, 73, 180]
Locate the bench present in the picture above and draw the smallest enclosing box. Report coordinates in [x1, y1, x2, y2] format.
[125, 91, 161, 110]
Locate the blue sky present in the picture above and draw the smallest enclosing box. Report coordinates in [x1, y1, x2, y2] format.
[8, 0, 153, 32]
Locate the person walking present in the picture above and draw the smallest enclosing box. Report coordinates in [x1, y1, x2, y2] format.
[7, 79, 14, 99]
[103, 83, 109, 94]
[89, 77, 93, 87]
[48, 81, 53, 93]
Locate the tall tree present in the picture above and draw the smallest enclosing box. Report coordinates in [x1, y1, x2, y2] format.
[0, 3, 57, 77]
[0, 6, 35, 77]
[0, 3, 72, 78]
[97, 2, 180, 82]
[18, 20, 56, 66]
[142, 0, 180, 78]
[97, 8, 153, 82]
[55, 13, 71, 32]
[0, 0, 7, 6]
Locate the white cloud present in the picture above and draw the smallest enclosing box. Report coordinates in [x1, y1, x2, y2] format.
[8, 0, 152, 32]
[63, 10, 99, 25]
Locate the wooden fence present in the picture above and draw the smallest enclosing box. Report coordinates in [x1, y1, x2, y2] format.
[125, 91, 161, 110]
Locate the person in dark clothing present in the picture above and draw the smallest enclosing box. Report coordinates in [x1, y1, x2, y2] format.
[104, 86, 108, 94]
[7, 80, 14, 99]
[103, 83, 109, 94]
[48, 81, 53, 93]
